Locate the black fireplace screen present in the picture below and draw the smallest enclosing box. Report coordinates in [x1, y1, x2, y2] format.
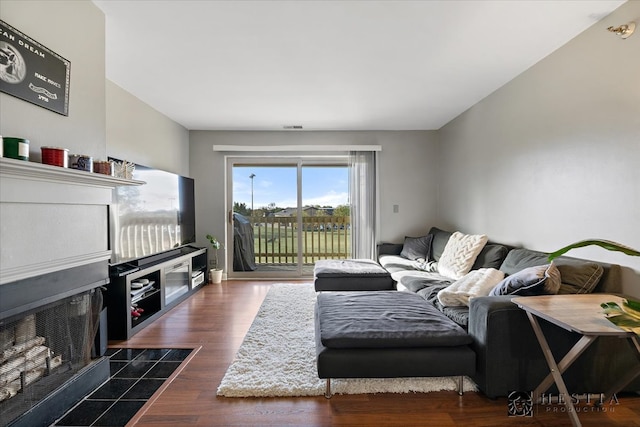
[0, 289, 102, 426]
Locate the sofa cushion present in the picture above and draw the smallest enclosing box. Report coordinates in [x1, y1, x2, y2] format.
[438, 231, 489, 279]
[377, 242, 403, 257]
[437, 268, 506, 307]
[400, 234, 433, 261]
[428, 227, 453, 261]
[439, 306, 471, 327]
[472, 244, 510, 270]
[499, 248, 549, 275]
[490, 263, 561, 296]
[314, 259, 395, 291]
[400, 277, 472, 326]
[316, 291, 472, 348]
[314, 258, 389, 277]
[498, 248, 604, 294]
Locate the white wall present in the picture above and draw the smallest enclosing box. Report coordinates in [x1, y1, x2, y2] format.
[0, 0, 106, 160]
[106, 80, 190, 176]
[437, 1, 640, 296]
[189, 130, 439, 269]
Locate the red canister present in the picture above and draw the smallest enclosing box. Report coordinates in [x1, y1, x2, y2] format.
[41, 147, 69, 167]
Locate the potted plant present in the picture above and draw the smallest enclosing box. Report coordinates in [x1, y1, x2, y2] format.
[206, 234, 224, 284]
[548, 239, 640, 335]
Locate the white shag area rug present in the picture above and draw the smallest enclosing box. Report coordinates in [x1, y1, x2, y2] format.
[217, 283, 477, 397]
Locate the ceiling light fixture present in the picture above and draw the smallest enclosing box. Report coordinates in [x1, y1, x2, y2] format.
[607, 21, 636, 39]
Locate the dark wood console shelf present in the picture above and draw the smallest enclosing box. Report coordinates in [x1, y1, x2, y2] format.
[105, 246, 207, 340]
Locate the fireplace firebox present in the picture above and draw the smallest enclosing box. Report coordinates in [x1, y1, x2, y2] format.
[0, 289, 101, 424]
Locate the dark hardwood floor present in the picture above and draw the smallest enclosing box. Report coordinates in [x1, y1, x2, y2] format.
[110, 281, 640, 426]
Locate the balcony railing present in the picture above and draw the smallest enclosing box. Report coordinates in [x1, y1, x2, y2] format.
[251, 215, 351, 264]
[115, 213, 181, 261]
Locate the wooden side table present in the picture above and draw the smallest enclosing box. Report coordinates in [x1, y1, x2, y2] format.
[513, 294, 640, 427]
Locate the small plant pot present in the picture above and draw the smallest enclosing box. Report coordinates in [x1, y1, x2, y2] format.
[210, 269, 223, 284]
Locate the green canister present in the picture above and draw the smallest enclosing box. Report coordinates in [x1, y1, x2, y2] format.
[3, 137, 30, 160]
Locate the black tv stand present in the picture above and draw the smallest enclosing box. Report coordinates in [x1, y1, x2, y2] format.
[136, 248, 184, 267]
[105, 246, 207, 340]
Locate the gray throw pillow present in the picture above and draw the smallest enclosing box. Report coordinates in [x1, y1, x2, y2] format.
[427, 227, 453, 261]
[498, 248, 549, 276]
[472, 244, 510, 270]
[489, 263, 561, 296]
[400, 234, 433, 261]
[555, 262, 604, 294]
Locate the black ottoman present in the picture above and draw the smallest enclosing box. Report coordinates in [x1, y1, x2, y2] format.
[313, 259, 394, 291]
[315, 291, 475, 397]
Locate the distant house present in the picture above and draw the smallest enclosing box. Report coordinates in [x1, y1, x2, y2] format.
[271, 206, 334, 217]
[317, 207, 334, 216]
[271, 207, 297, 217]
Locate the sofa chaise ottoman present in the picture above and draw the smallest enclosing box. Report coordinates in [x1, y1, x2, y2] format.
[315, 290, 475, 397]
[314, 259, 395, 291]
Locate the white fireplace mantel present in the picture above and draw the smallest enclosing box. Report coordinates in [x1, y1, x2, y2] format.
[0, 157, 143, 205]
[0, 157, 144, 285]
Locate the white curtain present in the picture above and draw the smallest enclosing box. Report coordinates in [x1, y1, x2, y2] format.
[349, 151, 377, 260]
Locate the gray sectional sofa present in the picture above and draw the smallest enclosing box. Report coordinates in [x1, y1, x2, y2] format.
[377, 227, 640, 398]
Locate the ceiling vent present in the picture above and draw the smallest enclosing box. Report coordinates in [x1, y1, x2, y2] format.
[283, 125, 303, 130]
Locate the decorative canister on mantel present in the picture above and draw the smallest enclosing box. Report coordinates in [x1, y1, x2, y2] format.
[3, 137, 29, 160]
[69, 154, 93, 172]
[41, 147, 69, 167]
[93, 160, 113, 176]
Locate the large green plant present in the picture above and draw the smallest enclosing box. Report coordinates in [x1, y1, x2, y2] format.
[547, 239, 640, 262]
[548, 239, 640, 335]
[602, 300, 640, 335]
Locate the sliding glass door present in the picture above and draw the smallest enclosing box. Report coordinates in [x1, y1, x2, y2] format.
[227, 157, 349, 278]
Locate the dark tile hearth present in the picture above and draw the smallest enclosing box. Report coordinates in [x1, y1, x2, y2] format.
[54, 348, 193, 427]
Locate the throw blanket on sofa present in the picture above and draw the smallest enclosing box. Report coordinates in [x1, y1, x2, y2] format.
[437, 268, 506, 307]
[398, 275, 469, 327]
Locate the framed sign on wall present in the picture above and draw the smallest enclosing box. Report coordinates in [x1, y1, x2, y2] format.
[0, 20, 71, 116]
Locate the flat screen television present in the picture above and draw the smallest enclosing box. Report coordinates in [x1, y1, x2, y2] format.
[108, 158, 196, 266]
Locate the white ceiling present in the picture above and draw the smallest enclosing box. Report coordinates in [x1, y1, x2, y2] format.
[92, 0, 625, 131]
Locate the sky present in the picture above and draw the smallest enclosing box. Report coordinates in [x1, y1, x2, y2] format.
[117, 168, 180, 212]
[233, 165, 349, 210]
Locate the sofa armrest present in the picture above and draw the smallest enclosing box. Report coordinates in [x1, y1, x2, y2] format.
[468, 296, 546, 398]
[377, 242, 403, 257]
[469, 295, 640, 398]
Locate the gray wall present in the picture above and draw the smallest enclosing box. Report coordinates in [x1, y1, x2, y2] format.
[189, 131, 439, 260]
[4, 0, 637, 295]
[0, 0, 106, 161]
[0, 1, 189, 176]
[106, 80, 190, 176]
[437, 1, 640, 296]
